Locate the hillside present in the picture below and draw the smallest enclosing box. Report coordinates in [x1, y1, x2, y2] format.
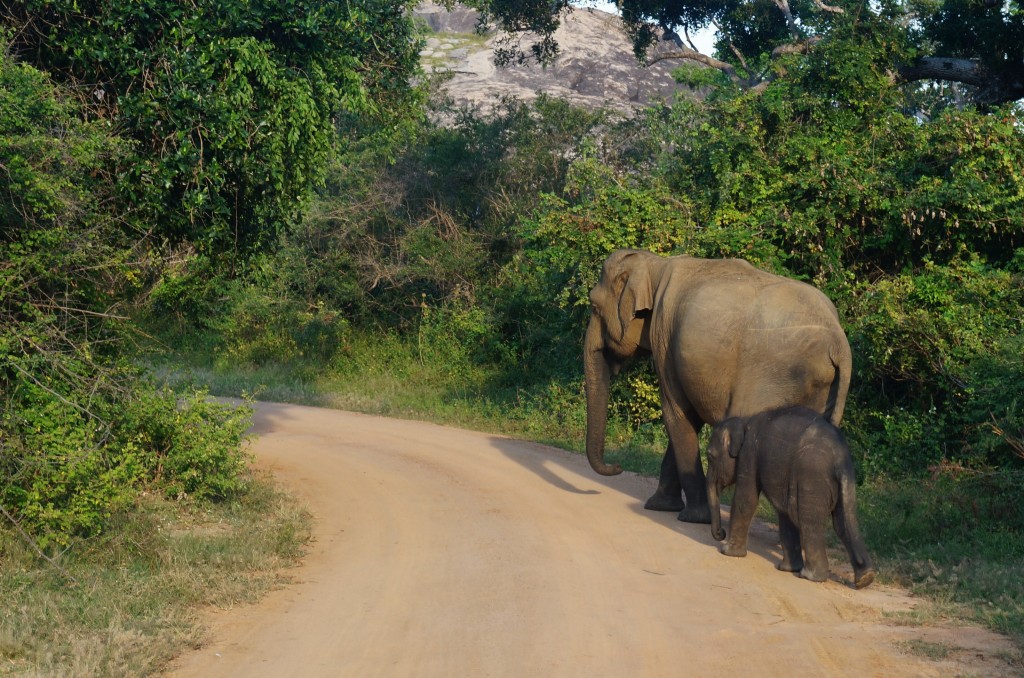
[414, 1, 696, 113]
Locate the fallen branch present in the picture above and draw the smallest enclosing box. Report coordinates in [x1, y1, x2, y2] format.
[989, 415, 1024, 460]
[0, 502, 78, 584]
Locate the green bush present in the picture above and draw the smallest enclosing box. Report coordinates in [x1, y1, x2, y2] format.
[1, 42, 253, 549]
[2, 0, 424, 257]
[147, 255, 229, 328]
[214, 282, 303, 366]
[1, 386, 147, 547]
[845, 256, 1024, 475]
[2, 384, 251, 547]
[959, 336, 1024, 467]
[128, 390, 253, 502]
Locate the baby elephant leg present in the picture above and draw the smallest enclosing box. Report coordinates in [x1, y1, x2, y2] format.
[833, 503, 877, 589]
[776, 512, 804, 573]
[797, 517, 830, 583]
[721, 483, 758, 558]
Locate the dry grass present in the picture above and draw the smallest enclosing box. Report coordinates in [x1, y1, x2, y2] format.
[0, 472, 311, 677]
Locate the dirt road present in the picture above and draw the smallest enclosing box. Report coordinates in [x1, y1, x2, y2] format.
[167, 401, 1015, 677]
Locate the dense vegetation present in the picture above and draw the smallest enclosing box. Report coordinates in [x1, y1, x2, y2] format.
[472, 0, 1024, 106]
[1, 0, 421, 543]
[0, 1, 419, 669]
[2, 0, 1023, 668]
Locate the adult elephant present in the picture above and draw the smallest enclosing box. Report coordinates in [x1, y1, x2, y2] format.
[583, 249, 852, 523]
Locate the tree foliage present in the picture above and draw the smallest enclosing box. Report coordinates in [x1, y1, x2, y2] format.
[468, 0, 1024, 107]
[1, 0, 423, 257]
[0, 46, 252, 547]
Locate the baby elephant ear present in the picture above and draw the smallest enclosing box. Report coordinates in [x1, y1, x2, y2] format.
[724, 419, 745, 458]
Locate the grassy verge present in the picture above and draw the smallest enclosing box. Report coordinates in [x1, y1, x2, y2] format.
[147, 328, 1024, 655]
[0, 473, 311, 676]
[857, 474, 1024, 645]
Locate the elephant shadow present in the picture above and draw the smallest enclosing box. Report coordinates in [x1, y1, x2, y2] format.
[488, 436, 784, 562]
[489, 437, 603, 497]
[623, 495, 786, 564]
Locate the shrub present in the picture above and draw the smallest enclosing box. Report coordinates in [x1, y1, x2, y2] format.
[845, 256, 1024, 475]
[1, 384, 251, 547]
[128, 390, 253, 502]
[958, 336, 1024, 467]
[2, 0, 424, 257]
[0, 42, 253, 549]
[1, 386, 147, 548]
[146, 254, 229, 328]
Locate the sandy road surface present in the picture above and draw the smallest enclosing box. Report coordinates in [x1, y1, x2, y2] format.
[167, 401, 1016, 677]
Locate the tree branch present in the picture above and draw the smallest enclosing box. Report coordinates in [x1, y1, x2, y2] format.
[771, 0, 801, 42]
[897, 56, 990, 89]
[771, 36, 821, 58]
[812, 0, 845, 13]
[896, 56, 1024, 107]
[681, 25, 700, 52]
[0, 502, 78, 584]
[647, 48, 742, 83]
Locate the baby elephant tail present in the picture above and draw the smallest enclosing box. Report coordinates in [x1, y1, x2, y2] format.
[834, 465, 876, 590]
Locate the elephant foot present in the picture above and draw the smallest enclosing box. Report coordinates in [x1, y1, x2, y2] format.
[776, 558, 803, 573]
[799, 566, 828, 583]
[854, 568, 876, 590]
[644, 492, 685, 513]
[676, 503, 712, 524]
[720, 543, 747, 558]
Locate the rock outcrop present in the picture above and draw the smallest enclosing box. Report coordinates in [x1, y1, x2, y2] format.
[415, 2, 694, 113]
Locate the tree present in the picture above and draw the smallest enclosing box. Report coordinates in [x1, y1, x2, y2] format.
[466, 0, 1024, 108]
[1, 0, 422, 258]
[0, 44, 251, 546]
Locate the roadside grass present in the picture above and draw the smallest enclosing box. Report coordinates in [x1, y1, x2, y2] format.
[147, 327, 1024, 654]
[857, 476, 1024, 646]
[896, 639, 951, 660]
[0, 473, 311, 676]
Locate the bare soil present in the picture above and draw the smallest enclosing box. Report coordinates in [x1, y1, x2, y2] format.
[166, 401, 1018, 677]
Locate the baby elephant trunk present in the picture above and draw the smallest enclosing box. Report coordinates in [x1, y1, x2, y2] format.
[707, 475, 726, 542]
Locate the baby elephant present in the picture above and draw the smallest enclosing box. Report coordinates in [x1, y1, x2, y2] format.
[706, 406, 876, 589]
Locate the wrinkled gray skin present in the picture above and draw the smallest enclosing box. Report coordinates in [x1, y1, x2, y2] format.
[706, 406, 876, 589]
[584, 249, 852, 523]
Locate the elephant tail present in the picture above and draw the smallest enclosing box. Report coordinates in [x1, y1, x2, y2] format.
[824, 338, 852, 426]
[834, 459, 876, 589]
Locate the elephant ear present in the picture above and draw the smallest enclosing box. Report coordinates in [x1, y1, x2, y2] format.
[613, 255, 654, 343]
[723, 419, 746, 458]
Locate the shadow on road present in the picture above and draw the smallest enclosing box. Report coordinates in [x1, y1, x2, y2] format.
[487, 435, 784, 565]
[232, 398, 790, 582]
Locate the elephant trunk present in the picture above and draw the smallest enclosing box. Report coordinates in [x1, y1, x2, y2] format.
[708, 475, 726, 541]
[584, 316, 622, 476]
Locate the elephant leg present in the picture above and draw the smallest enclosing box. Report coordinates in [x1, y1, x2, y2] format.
[663, 405, 710, 523]
[643, 440, 685, 513]
[797, 514, 830, 583]
[833, 506, 876, 589]
[676, 446, 711, 524]
[776, 512, 804, 573]
[721, 477, 758, 557]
